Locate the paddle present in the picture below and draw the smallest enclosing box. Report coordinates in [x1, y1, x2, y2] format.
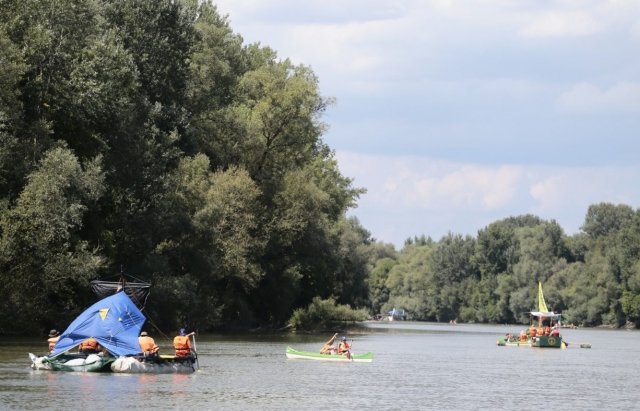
[347, 339, 354, 361]
[190, 332, 199, 370]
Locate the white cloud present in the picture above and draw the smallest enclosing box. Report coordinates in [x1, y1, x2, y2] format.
[529, 174, 564, 212]
[530, 166, 640, 210]
[557, 82, 640, 112]
[338, 151, 640, 246]
[337, 152, 524, 212]
[520, 11, 601, 38]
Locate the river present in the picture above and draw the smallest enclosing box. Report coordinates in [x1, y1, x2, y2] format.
[1, 322, 639, 410]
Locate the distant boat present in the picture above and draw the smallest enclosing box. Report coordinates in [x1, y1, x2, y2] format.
[285, 347, 373, 363]
[497, 282, 564, 348]
[387, 308, 405, 322]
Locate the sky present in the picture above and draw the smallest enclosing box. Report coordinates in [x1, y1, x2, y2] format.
[214, 0, 640, 248]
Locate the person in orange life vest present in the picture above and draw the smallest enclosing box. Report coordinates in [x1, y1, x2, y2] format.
[519, 330, 527, 342]
[47, 329, 60, 354]
[79, 337, 101, 354]
[139, 331, 160, 357]
[173, 328, 195, 357]
[337, 336, 351, 355]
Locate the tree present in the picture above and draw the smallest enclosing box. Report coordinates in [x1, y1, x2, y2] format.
[369, 257, 397, 315]
[250, 159, 362, 325]
[385, 244, 435, 320]
[233, 60, 332, 189]
[582, 203, 634, 239]
[0, 146, 105, 333]
[154, 155, 264, 328]
[184, 1, 247, 164]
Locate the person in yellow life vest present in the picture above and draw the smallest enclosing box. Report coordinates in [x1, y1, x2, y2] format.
[320, 333, 338, 355]
[173, 328, 195, 357]
[337, 336, 351, 356]
[79, 337, 101, 354]
[47, 329, 60, 354]
[138, 331, 159, 357]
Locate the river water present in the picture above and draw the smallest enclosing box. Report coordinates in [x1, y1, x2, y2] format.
[1, 322, 639, 410]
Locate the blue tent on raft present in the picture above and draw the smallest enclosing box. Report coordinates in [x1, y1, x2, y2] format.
[50, 291, 146, 358]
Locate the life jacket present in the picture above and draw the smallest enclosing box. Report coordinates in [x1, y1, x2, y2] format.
[173, 335, 191, 357]
[139, 336, 159, 354]
[338, 341, 350, 354]
[79, 337, 99, 353]
[48, 336, 59, 353]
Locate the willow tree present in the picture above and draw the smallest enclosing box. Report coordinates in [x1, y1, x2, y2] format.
[0, 147, 105, 333]
[146, 154, 264, 328]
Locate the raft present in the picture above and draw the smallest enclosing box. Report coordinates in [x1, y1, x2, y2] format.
[285, 346, 373, 363]
[111, 355, 197, 374]
[30, 353, 115, 372]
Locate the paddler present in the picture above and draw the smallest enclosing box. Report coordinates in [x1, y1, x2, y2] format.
[320, 333, 338, 354]
[338, 336, 351, 357]
[173, 328, 195, 357]
[47, 329, 60, 354]
[139, 331, 160, 357]
[79, 337, 101, 354]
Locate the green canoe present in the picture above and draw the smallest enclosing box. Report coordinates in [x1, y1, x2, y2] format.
[286, 346, 373, 363]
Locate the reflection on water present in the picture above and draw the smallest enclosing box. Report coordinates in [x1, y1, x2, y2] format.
[1, 323, 639, 410]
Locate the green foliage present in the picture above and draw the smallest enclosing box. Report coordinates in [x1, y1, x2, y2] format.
[384, 245, 434, 320]
[0, 0, 368, 334]
[368, 258, 398, 315]
[582, 203, 634, 239]
[0, 146, 105, 332]
[378, 210, 640, 328]
[621, 291, 640, 326]
[289, 297, 369, 331]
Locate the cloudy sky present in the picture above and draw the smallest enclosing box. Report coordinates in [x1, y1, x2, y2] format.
[214, 0, 640, 248]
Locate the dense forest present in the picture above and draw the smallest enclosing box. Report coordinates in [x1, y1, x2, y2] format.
[373, 208, 640, 329]
[1, 0, 639, 336]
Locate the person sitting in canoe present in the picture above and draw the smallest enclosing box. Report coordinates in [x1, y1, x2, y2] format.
[320, 333, 338, 355]
[338, 336, 351, 358]
[173, 328, 195, 357]
[79, 337, 101, 354]
[138, 331, 160, 357]
[47, 329, 60, 354]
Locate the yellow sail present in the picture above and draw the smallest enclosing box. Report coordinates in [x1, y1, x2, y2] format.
[538, 282, 549, 312]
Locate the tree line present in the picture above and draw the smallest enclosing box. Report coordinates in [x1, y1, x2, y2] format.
[371, 205, 640, 329]
[1, 1, 638, 336]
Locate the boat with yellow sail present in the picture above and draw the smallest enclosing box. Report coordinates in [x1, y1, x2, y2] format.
[497, 282, 564, 348]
